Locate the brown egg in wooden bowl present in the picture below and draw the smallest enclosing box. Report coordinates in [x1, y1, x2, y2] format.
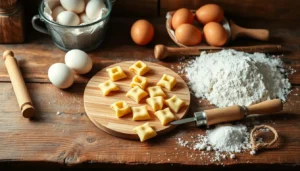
[166, 5, 228, 47]
[166, 4, 269, 47]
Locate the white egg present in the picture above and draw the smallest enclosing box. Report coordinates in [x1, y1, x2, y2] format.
[52, 6, 65, 21]
[65, 49, 93, 74]
[60, 0, 85, 14]
[56, 11, 80, 26]
[86, 0, 106, 20]
[79, 13, 91, 24]
[48, 63, 74, 89]
[47, 0, 60, 9]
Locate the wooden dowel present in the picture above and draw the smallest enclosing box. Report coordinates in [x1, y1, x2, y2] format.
[247, 99, 283, 115]
[154, 44, 284, 60]
[2, 50, 35, 118]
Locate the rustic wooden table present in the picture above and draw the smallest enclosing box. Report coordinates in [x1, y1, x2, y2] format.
[0, 17, 299, 170]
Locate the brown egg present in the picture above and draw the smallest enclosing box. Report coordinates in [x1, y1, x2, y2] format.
[175, 24, 202, 46]
[203, 22, 228, 47]
[196, 4, 224, 25]
[131, 20, 154, 45]
[171, 8, 194, 30]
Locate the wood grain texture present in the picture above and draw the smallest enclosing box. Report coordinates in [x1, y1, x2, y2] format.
[0, 3, 24, 43]
[84, 61, 190, 140]
[0, 18, 300, 84]
[0, 0, 17, 8]
[160, 0, 300, 21]
[0, 83, 299, 167]
[0, 17, 300, 168]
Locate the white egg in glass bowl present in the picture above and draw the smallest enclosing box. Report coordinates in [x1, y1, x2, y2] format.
[32, 0, 114, 52]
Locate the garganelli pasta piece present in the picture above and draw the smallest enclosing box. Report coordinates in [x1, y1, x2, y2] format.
[131, 105, 150, 121]
[130, 75, 148, 90]
[110, 101, 131, 118]
[133, 122, 157, 142]
[157, 74, 177, 91]
[147, 86, 166, 97]
[106, 66, 127, 81]
[98, 80, 119, 96]
[154, 108, 177, 126]
[129, 60, 150, 76]
[126, 86, 148, 103]
[165, 95, 185, 113]
[146, 96, 164, 112]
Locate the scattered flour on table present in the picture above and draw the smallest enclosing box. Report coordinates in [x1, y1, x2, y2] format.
[185, 49, 291, 107]
[177, 124, 251, 162]
[205, 124, 251, 153]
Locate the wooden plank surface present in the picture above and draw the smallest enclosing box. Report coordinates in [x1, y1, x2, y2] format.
[160, 0, 300, 21]
[0, 83, 299, 166]
[0, 17, 300, 168]
[1, 18, 300, 84]
[84, 61, 190, 140]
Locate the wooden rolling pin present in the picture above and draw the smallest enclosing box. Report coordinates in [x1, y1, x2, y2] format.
[154, 44, 283, 60]
[171, 99, 283, 127]
[2, 50, 35, 118]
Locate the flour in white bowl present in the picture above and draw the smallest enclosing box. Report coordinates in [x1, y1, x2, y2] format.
[185, 49, 291, 107]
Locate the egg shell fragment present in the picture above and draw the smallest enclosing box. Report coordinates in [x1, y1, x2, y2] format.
[48, 63, 74, 89]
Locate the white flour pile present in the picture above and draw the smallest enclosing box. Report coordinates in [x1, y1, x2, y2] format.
[177, 124, 251, 162]
[185, 50, 291, 107]
[195, 125, 251, 153]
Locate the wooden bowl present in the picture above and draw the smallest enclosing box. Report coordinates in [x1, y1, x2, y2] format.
[166, 10, 204, 47]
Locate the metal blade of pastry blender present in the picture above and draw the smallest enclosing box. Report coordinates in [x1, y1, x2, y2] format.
[170, 117, 195, 125]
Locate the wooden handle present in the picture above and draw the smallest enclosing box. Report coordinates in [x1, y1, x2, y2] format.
[204, 99, 283, 126]
[3, 50, 35, 118]
[230, 20, 269, 41]
[205, 106, 244, 126]
[235, 28, 269, 41]
[154, 44, 283, 60]
[247, 99, 283, 115]
[154, 44, 201, 60]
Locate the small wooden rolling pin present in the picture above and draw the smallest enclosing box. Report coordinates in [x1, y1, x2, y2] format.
[171, 99, 283, 127]
[154, 44, 283, 60]
[2, 50, 35, 118]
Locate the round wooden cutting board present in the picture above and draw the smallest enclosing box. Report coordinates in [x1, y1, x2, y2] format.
[84, 61, 190, 140]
